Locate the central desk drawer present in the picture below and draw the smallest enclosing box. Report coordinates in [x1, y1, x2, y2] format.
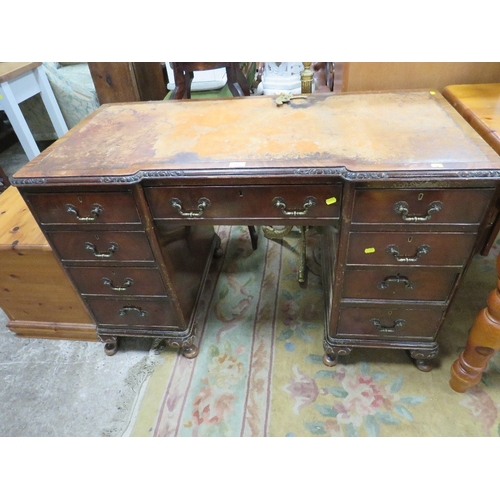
[346, 232, 477, 266]
[145, 185, 341, 221]
[47, 231, 155, 263]
[67, 266, 167, 296]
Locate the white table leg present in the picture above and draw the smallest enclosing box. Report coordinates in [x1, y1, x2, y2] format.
[34, 66, 68, 138]
[0, 80, 40, 161]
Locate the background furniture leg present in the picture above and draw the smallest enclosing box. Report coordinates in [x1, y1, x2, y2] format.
[450, 253, 500, 392]
[0, 81, 40, 160]
[248, 225, 258, 250]
[298, 225, 307, 283]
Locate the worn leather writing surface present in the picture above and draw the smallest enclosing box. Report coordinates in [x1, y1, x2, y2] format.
[13, 91, 500, 183]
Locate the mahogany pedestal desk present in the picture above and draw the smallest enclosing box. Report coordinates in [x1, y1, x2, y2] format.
[12, 91, 500, 370]
[442, 83, 500, 392]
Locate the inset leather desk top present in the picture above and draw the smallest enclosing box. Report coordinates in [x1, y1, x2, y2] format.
[13, 91, 500, 185]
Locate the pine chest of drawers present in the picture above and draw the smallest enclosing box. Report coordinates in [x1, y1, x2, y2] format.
[12, 92, 500, 369]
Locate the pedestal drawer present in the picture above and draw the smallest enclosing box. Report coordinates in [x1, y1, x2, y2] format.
[342, 266, 459, 301]
[145, 184, 342, 221]
[25, 191, 141, 225]
[336, 306, 445, 340]
[85, 297, 180, 329]
[352, 188, 493, 225]
[347, 232, 477, 266]
[66, 266, 167, 296]
[47, 231, 155, 263]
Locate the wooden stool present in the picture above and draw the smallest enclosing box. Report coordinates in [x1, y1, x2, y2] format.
[0, 164, 10, 192]
[443, 83, 500, 391]
[0, 186, 96, 341]
[450, 253, 500, 392]
[0, 63, 68, 160]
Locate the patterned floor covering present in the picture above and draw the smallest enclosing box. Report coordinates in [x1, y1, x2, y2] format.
[128, 225, 500, 437]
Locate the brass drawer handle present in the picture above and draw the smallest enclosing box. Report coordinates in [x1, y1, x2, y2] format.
[66, 203, 104, 221]
[393, 200, 443, 222]
[170, 197, 210, 217]
[377, 273, 414, 290]
[272, 196, 316, 216]
[386, 244, 430, 263]
[102, 277, 134, 291]
[119, 306, 148, 317]
[85, 242, 118, 258]
[371, 318, 405, 333]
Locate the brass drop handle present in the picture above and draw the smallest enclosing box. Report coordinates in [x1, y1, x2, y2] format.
[66, 203, 103, 221]
[371, 318, 405, 333]
[119, 306, 147, 317]
[386, 244, 430, 263]
[272, 196, 316, 216]
[102, 277, 133, 291]
[170, 197, 210, 217]
[377, 274, 414, 290]
[85, 242, 118, 258]
[394, 200, 443, 222]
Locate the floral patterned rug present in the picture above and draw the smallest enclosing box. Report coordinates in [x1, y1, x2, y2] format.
[128, 225, 500, 437]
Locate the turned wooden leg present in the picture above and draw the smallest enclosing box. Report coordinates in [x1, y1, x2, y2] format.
[450, 253, 500, 392]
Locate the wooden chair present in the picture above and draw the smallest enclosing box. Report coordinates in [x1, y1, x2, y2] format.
[168, 63, 257, 250]
[169, 62, 251, 100]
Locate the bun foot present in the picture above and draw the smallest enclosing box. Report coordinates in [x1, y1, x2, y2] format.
[103, 336, 119, 356]
[413, 358, 433, 372]
[183, 345, 199, 359]
[322, 344, 351, 367]
[323, 352, 338, 367]
[408, 347, 438, 372]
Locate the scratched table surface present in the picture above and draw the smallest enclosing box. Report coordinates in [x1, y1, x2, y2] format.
[13, 91, 500, 183]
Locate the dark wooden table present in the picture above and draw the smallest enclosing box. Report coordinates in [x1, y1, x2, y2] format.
[12, 91, 500, 370]
[443, 83, 500, 392]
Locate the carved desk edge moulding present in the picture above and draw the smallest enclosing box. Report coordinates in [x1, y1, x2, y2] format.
[12, 167, 500, 187]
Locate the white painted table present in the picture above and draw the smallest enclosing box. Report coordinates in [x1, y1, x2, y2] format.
[0, 62, 68, 160]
